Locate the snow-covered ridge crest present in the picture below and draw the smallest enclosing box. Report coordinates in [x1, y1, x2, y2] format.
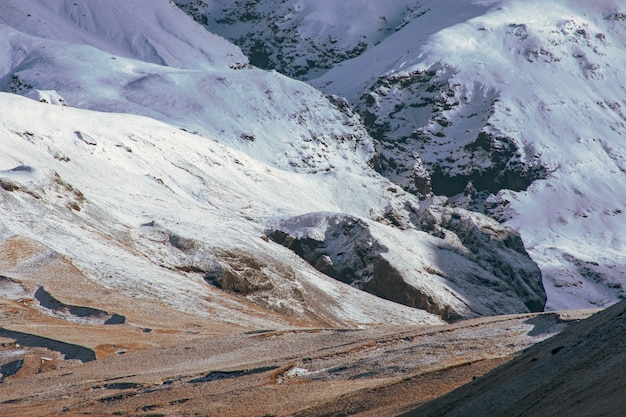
[0, 10, 375, 176]
[0, 0, 248, 70]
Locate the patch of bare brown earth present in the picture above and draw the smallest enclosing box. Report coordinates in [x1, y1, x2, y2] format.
[0, 235, 596, 416]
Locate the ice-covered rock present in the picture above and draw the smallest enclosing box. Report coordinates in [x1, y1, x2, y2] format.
[25, 90, 68, 106]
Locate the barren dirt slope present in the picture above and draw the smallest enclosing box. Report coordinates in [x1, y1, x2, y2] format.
[0, 306, 593, 417]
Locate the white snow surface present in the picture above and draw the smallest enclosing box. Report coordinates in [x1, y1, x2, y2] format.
[2, 0, 615, 323]
[0, 10, 375, 176]
[196, 0, 626, 310]
[0, 0, 247, 70]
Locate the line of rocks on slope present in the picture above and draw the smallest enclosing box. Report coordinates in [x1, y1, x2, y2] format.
[137, 222, 365, 325]
[266, 203, 545, 322]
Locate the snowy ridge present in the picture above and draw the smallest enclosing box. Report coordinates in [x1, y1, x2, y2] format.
[0, 0, 247, 70]
[0, 18, 374, 176]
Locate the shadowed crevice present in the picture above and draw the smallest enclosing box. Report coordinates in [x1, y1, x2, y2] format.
[0, 328, 96, 362]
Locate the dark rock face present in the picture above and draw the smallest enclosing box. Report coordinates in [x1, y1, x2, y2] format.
[433, 206, 545, 313]
[365, 257, 457, 321]
[430, 131, 549, 196]
[268, 214, 457, 320]
[175, 0, 397, 80]
[268, 210, 545, 321]
[361, 65, 550, 199]
[268, 216, 384, 287]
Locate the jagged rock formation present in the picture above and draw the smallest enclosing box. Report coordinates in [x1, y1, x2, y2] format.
[174, 0, 429, 80]
[268, 209, 545, 321]
[360, 65, 551, 197]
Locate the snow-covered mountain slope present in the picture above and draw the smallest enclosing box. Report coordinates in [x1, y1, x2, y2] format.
[175, 0, 440, 80]
[0, 16, 370, 174]
[0, 89, 543, 323]
[0, 0, 547, 322]
[0, 0, 247, 70]
[194, 0, 626, 311]
[1, 92, 442, 327]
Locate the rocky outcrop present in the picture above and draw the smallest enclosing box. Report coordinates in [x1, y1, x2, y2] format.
[174, 0, 428, 80]
[361, 65, 550, 199]
[142, 227, 281, 296]
[203, 250, 276, 295]
[268, 210, 545, 321]
[267, 213, 458, 319]
[414, 201, 546, 313]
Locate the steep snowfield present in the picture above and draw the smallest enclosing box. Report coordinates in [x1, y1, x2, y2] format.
[0, 0, 548, 323]
[196, 0, 626, 310]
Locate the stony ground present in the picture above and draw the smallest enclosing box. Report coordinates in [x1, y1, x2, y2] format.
[402, 296, 626, 417]
[0, 287, 594, 417]
[0, 230, 598, 417]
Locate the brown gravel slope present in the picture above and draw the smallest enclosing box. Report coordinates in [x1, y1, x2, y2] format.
[0, 311, 593, 417]
[403, 299, 626, 417]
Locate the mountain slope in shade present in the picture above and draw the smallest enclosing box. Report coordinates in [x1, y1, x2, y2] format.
[188, 0, 626, 311]
[403, 298, 626, 417]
